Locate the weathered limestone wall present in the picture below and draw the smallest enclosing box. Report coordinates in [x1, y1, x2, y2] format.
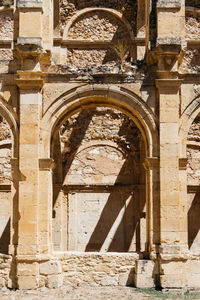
[0, 254, 11, 288]
[1, 0, 200, 292]
[59, 252, 139, 287]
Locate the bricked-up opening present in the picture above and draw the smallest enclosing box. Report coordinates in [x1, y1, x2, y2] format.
[0, 115, 12, 254]
[187, 113, 200, 252]
[58, 0, 137, 36]
[52, 107, 146, 253]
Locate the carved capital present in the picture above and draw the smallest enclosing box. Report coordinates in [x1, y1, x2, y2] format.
[15, 71, 44, 90]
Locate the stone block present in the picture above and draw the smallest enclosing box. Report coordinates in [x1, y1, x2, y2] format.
[47, 274, 63, 289]
[134, 260, 155, 288]
[40, 260, 62, 275]
[17, 262, 39, 276]
[17, 275, 39, 290]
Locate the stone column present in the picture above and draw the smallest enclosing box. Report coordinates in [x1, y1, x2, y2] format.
[15, 72, 43, 289]
[156, 79, 188, 290]
[155, 0, 188, 291]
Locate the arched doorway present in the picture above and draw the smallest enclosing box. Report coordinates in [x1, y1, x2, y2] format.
[41, 86, 158, 286]
[52, 107, 147, 253]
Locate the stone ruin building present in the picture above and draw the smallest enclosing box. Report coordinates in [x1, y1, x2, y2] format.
[0, 0, 199, 292]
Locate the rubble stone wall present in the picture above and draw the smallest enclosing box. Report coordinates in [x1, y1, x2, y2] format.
[0, 10, 13, 40]
[67, 11, 129, 41]
[0, 254, 11, 288]
[59, 252, 139, 287]
[59, 0, 137, 35]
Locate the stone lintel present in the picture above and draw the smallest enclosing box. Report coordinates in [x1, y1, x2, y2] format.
[156, 79, 182, 88]
[15, 71, 44, 90]
[157, 0, 181, 9]
[39, 158, 55, 171]
[143, 157, 160, 170]
[17, 0, 43, 10]
[179, 158, 188, 170]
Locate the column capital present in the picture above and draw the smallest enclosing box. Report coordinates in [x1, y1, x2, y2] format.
[15, 71, 44, 90]
[155, 79, 182, 88]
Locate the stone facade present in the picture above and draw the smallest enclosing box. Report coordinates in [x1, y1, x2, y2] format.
[0, 0, 200, 293]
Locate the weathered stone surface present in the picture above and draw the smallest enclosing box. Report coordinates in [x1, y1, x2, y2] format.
[0, 0, 200, 293]
[59, 252, 138, 287]
[40, 261, 62, 275]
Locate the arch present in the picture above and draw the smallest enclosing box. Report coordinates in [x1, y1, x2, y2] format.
[0, 95, 18, 157]
[179, 95, 200, 156]
[63, 7, 135, 40]
[41, 86, 158, 158]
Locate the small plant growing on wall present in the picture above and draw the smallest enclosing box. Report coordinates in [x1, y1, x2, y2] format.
[110, 40, 132, 71]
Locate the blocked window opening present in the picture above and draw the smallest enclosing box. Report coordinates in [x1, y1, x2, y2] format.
[52, 107, 146, 253]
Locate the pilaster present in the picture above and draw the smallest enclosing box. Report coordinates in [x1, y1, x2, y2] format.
[15, 72, 43, 289]
[154, 2, 188, 290]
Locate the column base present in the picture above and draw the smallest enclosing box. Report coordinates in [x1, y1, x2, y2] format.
[16, 256, 63, 289]
[134, 259, 158, 288]
[158, 244, 188, 290]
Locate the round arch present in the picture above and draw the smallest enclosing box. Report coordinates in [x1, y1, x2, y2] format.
[41, 86, 158, 158]
[179, 95, 200, 157]
[0, 95, 19, 157]
[63, 7, 135, 40]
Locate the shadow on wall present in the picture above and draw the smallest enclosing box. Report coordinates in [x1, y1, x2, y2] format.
[85, 157, 145, 252]
[0, 218, 10, 254]
[188, 191, 200, 249]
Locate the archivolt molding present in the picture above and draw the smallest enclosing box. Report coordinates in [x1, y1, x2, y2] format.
[0, 94, 19, 157]
[41, 86, 158, 158]
[179, 95, 200, 156]
[63, 7, 135, 40]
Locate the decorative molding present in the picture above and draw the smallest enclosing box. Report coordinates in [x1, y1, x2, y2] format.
[15, 71, 44, 90]
[155, 79, 182, 88]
